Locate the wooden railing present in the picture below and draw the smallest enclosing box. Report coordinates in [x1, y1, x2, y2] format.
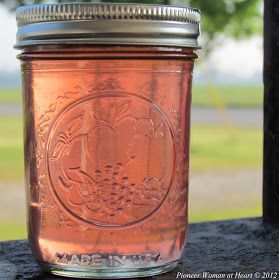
[263, 0, 279, 224]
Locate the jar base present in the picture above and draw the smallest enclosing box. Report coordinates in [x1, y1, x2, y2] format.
[39, 261, 178, 279]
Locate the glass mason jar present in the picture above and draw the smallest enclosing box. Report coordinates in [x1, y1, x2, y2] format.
[15, 3, 200, 279]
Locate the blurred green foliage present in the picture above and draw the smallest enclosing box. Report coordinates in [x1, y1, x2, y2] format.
[0, 202, 261, 240]
[193, 85, 263, 108]
[0, 89, 22, 103]
[189, 204, 261, 223]
[190, 0, 261, 53]
[0, 116, 24, 181]
[0, 115, 262, 182]
[0, 86, 263, 108]
[0, 223, 27, 241]
[1, 0, 262, 55]
[0, 203, 262, 240]
[191, 125, 262, 171]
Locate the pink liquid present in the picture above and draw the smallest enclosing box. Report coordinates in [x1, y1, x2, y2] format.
[20, 46, 196, 271]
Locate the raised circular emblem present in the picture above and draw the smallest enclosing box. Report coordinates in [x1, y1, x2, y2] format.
[47, 93, 175, 227]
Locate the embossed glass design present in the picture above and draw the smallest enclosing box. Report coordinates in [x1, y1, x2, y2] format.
[19, 45, 196, 278]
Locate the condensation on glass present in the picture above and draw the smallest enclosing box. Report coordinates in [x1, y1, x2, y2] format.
[15, 3, 200, 279]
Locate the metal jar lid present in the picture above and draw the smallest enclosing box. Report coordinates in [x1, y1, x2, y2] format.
[15, 3, 201, 49]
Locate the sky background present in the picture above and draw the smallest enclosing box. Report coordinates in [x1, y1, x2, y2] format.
[0, 5, 263, 86]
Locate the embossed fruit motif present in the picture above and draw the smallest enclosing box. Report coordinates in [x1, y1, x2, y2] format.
[48, 94, 175, 226]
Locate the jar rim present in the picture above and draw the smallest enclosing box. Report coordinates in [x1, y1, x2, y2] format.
[15, 3, 201, 49]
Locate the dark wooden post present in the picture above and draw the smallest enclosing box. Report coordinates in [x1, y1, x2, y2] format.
[263, 0, 279, 223]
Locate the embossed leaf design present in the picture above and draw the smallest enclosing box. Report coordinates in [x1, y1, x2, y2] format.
[66, 112, 84, 137]
[92, 108, 110, 123]
[92, 101, 131, 124]
[50, 141, 68, 160]
[115, 101, 131, 121]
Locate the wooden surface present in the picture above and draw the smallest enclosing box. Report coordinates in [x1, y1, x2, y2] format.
[263, 0, 279, 223]
[1, 218, 279, 279]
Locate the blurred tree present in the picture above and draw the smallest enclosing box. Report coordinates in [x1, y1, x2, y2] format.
[0, 0, 261, 55]
[190, 0, 261, 54]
